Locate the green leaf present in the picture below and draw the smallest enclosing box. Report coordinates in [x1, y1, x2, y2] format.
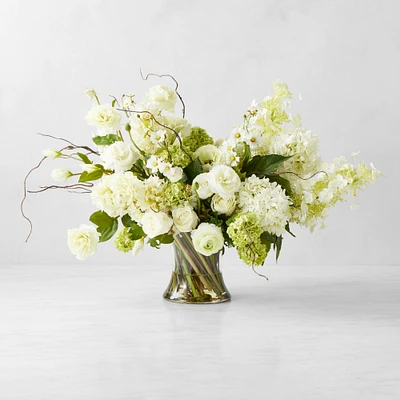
[184, 157, 202, 184]
[79, 169, 103, 182]
[275, 236, 283, 262]
[92, 134, 121, 146]
[121, 214, 133, 228]
[121, 214, 145, 240]
[243, 154, 292, 177]
[97, 219, 118, 242]
[77, 152, 92, 164]
[285, 222, 296, 238]
[147, 234, 174, 249]
[128, 223, 145, 240]
[89, 210, 115, 228]
[111, 99, 116, 107]
[260, 232, 277, 245]
[265, 174, 292, 196]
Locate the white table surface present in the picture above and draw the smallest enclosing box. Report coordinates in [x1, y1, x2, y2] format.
[0, 264, 399, 400]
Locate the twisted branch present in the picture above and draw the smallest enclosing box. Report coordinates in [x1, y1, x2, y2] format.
[28, 183, 93, 194]
[37, 133, 100, 156]
[140, 69, 186, 118]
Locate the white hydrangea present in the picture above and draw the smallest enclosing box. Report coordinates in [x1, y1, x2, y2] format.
[91, 171, 144, 218]
[237, 175, 291, 236]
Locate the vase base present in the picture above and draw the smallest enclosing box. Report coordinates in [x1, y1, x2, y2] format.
[163, 294, 231, 304]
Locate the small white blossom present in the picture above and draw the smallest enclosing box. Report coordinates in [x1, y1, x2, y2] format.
[51, 168, 72, 181]
[42, 149, 61, 159]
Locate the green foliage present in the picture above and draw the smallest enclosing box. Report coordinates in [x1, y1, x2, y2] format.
[89, 210, 118, 242]
[285, 222, 296, 237]
[92, 134, 121, 146]
[265, 174, 292, 196]
[242, 154, 292, 177]
[78, 167, 103, 182]
[77, 152, 92, 164]
[260, 232, 283, 262]
[120, 214, 145, 240]
[148, 234, 174, 249]
[184, 157, 202, 184]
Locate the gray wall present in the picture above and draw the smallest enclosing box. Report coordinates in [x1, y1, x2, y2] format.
[2, 0, 398, 266]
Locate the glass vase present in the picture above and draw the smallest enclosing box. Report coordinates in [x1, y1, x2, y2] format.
[163, 232, 231, 304]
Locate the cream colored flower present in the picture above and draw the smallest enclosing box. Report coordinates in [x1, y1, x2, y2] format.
[194, 145, 222, 165]
[191, 223, 224, 256]
[100, 142, 139, 172]
[172, 205, 198, 232]
[211, 194, 236, 216]
[67, 224, 100, 260]
[42, 149, 61, 159]
[192, 173, 213, 199]
[208, 165, 241, 199]
[144, 85, 176, 113]
[86, 103, 121, 134]
[141, 210, 173, 238]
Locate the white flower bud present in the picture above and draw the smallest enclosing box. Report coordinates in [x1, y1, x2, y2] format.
[51, 168, 72, 181]
[42, 149, 61, 159]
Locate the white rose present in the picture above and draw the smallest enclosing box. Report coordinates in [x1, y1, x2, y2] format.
[42, 148, 61, 159]
[100, 141, 139, 172]
[51, 168, 72, 181]
[86, 103, 122, 134]
[141, 210, 173, 238]
[191, 223, 224, 256]
[163, 166, 183, 183]
[172, 205, 199, 232]
[84, 88, 97, 100]
[211, 195, 236, 216]
[208, 165, 241, 199]
[194, 145, 222, 165]
[132, 238, 145, 256]
[192, 173, 213, 199]
[144, 85, 176, 113]
[67, 224, 100, 260]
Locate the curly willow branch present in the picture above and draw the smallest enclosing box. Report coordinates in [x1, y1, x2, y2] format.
[37, 133, 100, 155]
[28, 183, 93, 194]
[117, 109, 193, 161]
[21, 157, 46, 242]
[243, 225, 269, 281]
[274, 170, 329, 180]
[140, 69, 186, 118]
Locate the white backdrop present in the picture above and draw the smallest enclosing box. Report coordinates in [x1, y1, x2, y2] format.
[1, 0, 398, 266]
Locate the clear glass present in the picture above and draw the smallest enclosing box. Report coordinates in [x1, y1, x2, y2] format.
[163, 232, 231, 304]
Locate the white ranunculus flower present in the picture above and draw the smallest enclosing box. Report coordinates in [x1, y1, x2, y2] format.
[191, 223, 224, 256]
[141, 210, 173, 238]
[194, 145, 222, 165]
[144, 85, 176, 113]
[67, 224, 100, 260]
[192, 173, 213, 199]
[172, 205, 199, 233]
[51, 168, 72, 181]
[208, 165, 241, 199]
[86, 103, 122, 134]
[211, 194, 236, 216]
[100, 141, 139, 172]
[132, 238, 145, 256]
[42, 148, 61, 159]
[163, 166, 183, 183]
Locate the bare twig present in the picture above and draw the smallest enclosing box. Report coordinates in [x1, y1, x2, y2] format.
[28, 183, 93, 194]
[243, 225, 269, 281]
[20, 157, 46, 242]
[37, 133, 100, 156]
[140, 69, 186, 118]
[274, 170, 329, 180]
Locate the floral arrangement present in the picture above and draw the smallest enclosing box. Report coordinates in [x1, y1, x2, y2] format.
[23, 76, 381, 272]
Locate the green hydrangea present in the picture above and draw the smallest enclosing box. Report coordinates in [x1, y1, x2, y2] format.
[227, 213, 269, 266]
[167, 145, 193, 168]
[182, 127, 214, 153]
[165, 182, 189, 207]
[114, 227, 135, 253]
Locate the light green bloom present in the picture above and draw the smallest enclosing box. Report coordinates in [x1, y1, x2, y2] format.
[182, 127, 214, 153]
[165, 182, 189, 207]
[114, 227, 135, 253]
